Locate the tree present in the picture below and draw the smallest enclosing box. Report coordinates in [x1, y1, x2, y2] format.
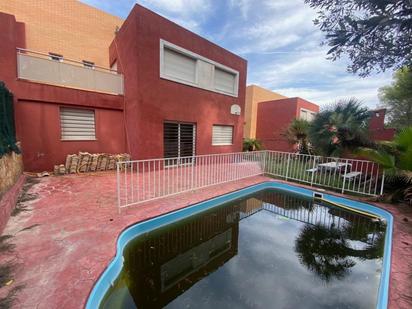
[379, 67, 412, 129]
[305, 0, 412, 76]
[357, 126, 412, 203]
[283, 118, 311, 154]
[309, 98, 371, 156]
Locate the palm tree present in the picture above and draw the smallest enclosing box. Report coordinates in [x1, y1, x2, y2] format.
[243, 138, 262, 151]
[357, 127, 412, 203]
[309, 98, 371, 157]
[295, 223, 385, 282]
[284, 118, 311, 154]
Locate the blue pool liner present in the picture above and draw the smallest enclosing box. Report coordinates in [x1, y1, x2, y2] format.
[85, 181, 393, 309]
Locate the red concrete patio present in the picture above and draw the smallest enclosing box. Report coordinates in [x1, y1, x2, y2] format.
[0, 172, 411, 308]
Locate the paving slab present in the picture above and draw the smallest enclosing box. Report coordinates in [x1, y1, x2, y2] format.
[0, 173, 410, 309]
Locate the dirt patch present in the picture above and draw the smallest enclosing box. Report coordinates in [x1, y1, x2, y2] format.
[11, 177, 40, 216]
[0, 177, 41, 308]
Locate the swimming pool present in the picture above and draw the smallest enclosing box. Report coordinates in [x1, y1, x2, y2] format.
[86, 181, 393, 309]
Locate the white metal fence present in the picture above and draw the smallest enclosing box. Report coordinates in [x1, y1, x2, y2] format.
[117, 151, 265, 209]
[264, 151, 384, 197]
[117, 150, 385, 209]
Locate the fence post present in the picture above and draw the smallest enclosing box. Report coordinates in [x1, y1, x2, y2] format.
[310, 155, 317, 187]
[262, 151, 267, 175]
[380, 172, 385, 196]
[116, 162, 121, 214]
[191, 155, 195, 191]
[341, 159, 349, 194]
[285, 153, 291, 181]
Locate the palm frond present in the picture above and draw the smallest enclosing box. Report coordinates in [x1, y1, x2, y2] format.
[355, 147, 396, 171]
[394, 127, 412, 151]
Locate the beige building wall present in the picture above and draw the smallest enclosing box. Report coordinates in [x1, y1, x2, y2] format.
[0, 0, 123, 67]
[244, 85, 286, 139]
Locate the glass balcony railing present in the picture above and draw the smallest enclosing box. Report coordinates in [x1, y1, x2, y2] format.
[17, 48, 124, 95]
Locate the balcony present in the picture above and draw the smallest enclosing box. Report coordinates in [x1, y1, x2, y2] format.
[17, 48, 124, 95]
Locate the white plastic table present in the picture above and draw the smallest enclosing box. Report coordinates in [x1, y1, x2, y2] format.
[317, 162, 351, 172]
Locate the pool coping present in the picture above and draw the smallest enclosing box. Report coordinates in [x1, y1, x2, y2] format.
[85, 181, 393, 309]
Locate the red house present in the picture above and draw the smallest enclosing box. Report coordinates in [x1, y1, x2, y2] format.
[369, 108, 396, 141]
[0, 4, 246, 172]
[255, 97, 319, 151]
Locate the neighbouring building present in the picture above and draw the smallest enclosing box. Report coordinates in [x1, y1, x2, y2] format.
[0, 1, 246, 172]
[0, 0, 123, 67]
[244, 85, 319, 151]
[244, 85, 286, 139]
[368, 108, 396, 142]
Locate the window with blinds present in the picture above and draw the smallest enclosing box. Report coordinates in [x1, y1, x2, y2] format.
[214, 67, 236, 94]
[160, 40, 239, 97]
[60, 107, 96, 140]
[163, 47, 197, 84]
[300, 109, 316, 122]
[212, 125, 233, 146]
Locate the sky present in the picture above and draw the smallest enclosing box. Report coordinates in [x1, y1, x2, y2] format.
[81, 0, 394, 109]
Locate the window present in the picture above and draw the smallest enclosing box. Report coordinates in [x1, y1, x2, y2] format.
[300, 109, 316, 122]
[49, 52, 63, 62]
[212, 125, 233, 145]
[163, 47, 197, 84]
[82, 60, 95, 69]
[310, 112, 316, 121]
[214, 67, 236, 94]
[60, 107, 96, 141]
[164, 122, 196, 166]
[160, 39, 239, 97]
[300, 109, 308, 120]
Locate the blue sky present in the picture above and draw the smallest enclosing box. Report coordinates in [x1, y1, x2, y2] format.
[81, 0, 393, 108]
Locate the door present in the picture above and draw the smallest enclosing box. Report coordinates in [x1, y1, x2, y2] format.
[164, 122, 196, 166]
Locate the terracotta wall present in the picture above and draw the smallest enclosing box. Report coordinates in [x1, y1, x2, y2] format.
[15, 101, 125, 172]
[369, 109, 396, 141]
[244, 85, 286, 139]
[0, 4, 247, 171]
[256, 98, 319, 151]
[0, 0, 123, 67]
[0, 13, 126, 172]
[110, 5, 247, 160]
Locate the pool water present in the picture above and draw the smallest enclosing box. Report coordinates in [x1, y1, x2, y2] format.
[100, 189, 387, 309]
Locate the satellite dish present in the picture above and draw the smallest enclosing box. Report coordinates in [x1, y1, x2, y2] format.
[231, 104, 241, 115]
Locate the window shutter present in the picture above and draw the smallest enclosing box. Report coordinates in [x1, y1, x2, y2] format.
[214, 68, 236, 94]
[164, 122, 179, 159]
[163, 48, 196, 83]
[300, 110, 308, 120]
[60, 107, 96, 140]
[212, 125, 233, 145]
[179, 123, 196, 158]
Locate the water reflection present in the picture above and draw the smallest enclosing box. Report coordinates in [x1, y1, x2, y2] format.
[254, 190, 386, 282]
[100, 189, 386, 309]
[295, 224, 384, 282]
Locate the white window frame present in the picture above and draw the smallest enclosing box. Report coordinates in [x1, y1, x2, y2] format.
[212, 125, 234, 146]
[82, 60, 95, 69]
[300, 108, 316, 121]
[60, 107, 96, 141]
[161, 46, 198, 87]
[160, 39, 239, 97]
[49, 52, 63, 62]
